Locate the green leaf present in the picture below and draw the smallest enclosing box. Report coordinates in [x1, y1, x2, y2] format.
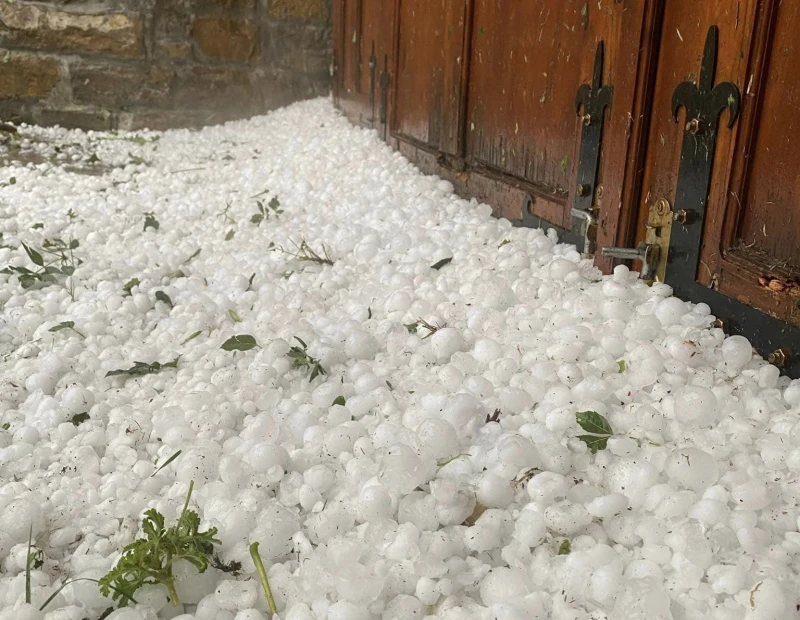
[498, 239, 510, 248]
[560, 155, 569, 174]
[617, 359, 627, 373]
[405, 322, 418, 334]
[221, 334, 258, 352]
[225, 229, 235, 241]
[181, 330, 203, 345]
[70, 412, 90, 427]
[268, 197, 281, 211]
[251, 213, 264, 225]
[21, 242, 44, 267]
[122, 277, 139, 296]
[185, 248, 201, 263]
[143, 213, 159, 231]
[155, 291, 174, 309]
[31, 223, 43, 230]
[49, 321, 75, 333]
[294, 335, 307, 349]
[106, 358, 179, 379]
[98, 481, 220, 607]
[580, 3, 587, 16]
[1, 423, 9, 431]
[576, 411, 613, 436]
[69, 239, 80, 250]
[332, 396, 346, 406]
[228, 309, 242, 323]
[431, 257, 453, 270]
[577, 434, 610, 454]
[558, 539, 571, 555]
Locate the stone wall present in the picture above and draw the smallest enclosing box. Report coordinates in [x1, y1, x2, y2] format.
[0, 0, 331, 130]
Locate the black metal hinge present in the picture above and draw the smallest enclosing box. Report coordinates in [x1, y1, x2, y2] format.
[572, 41, 613, 255]
[368, 41, 377, 127]
[517, 42, 612, 255]
[379, 55, 390, 141]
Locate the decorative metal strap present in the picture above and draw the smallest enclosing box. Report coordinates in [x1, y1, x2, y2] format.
[573, 41, 613, 254]
[666, 25, 741, 289]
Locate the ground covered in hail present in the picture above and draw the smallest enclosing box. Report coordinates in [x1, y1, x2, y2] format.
[0, 98, 796, 620]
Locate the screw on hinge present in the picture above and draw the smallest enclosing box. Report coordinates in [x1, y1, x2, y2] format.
[654, 198, 670, 216]
[685, 118, 701, 134]
[767, 348, 791, 368]
[581, 113, 592, 126]
[712, 317, 727, 331]
[576, 184, 591, 197]
[595, 185, 604, 202]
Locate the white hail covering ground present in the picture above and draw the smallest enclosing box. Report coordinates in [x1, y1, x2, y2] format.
[0, 98, 797, 620]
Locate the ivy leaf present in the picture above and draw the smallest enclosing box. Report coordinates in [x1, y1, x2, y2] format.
[220, 334, 258, 352]
[155, 291, 174, 309]
[576, 411, 613, 436]
[143, 213, 159, 231]
[577, 434, 610, 454]
[70, 412, 90, 427]
[431, 257, 453, 270]
[21, 243, 44, 267]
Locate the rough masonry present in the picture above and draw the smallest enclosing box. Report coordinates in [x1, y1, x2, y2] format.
[0, 0, 331, 130]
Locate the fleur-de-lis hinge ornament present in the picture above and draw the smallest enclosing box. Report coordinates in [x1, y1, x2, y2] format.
[666, 25, 741, 287]
[572, 41, 613, 253]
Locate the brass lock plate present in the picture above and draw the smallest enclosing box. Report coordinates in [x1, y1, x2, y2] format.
[645, 198, 674, 283]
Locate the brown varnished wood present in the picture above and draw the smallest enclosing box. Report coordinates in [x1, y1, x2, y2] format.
[633, 1, 758, 268]
[465, 1, 652, 230]
[392, 0, 469, 155]
[338, 0, 396, 129]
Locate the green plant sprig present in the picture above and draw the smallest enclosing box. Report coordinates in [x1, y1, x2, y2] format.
[280, 238, 333, 266]
[287, 336, 326, 382]
[98, 480, 220, 607]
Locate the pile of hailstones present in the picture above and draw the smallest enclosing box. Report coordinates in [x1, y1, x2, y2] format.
[0, 100, 797, 620]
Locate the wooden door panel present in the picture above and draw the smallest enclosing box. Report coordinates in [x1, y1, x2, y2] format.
[714, 0, 800, 327]
[336, 0, 395, 129]
[466, 0, 654, 233]
[634, 2, 757, 250]
[392, 0, 468, 155]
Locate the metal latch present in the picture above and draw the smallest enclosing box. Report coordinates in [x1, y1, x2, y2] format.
[601, 242, 660, 282]
[601, 198, 674, 283]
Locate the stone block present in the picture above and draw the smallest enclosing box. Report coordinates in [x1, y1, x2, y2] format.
[173, 66, 294, 115]
[71, 63, 174, 110]
[0, 52, 59, 98]
[33, 107, 113, 130]
[263, 20, 330, 76]
[268, 0, 328, 21]
[0, 3, 144, 58]
[192, 17, 259, 63]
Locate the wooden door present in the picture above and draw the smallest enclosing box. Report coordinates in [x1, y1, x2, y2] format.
[391, 0, 470, 156]
[465, 0, 657, 235]
[334, 0, 395, 132]
[629, 0, 800, 372]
